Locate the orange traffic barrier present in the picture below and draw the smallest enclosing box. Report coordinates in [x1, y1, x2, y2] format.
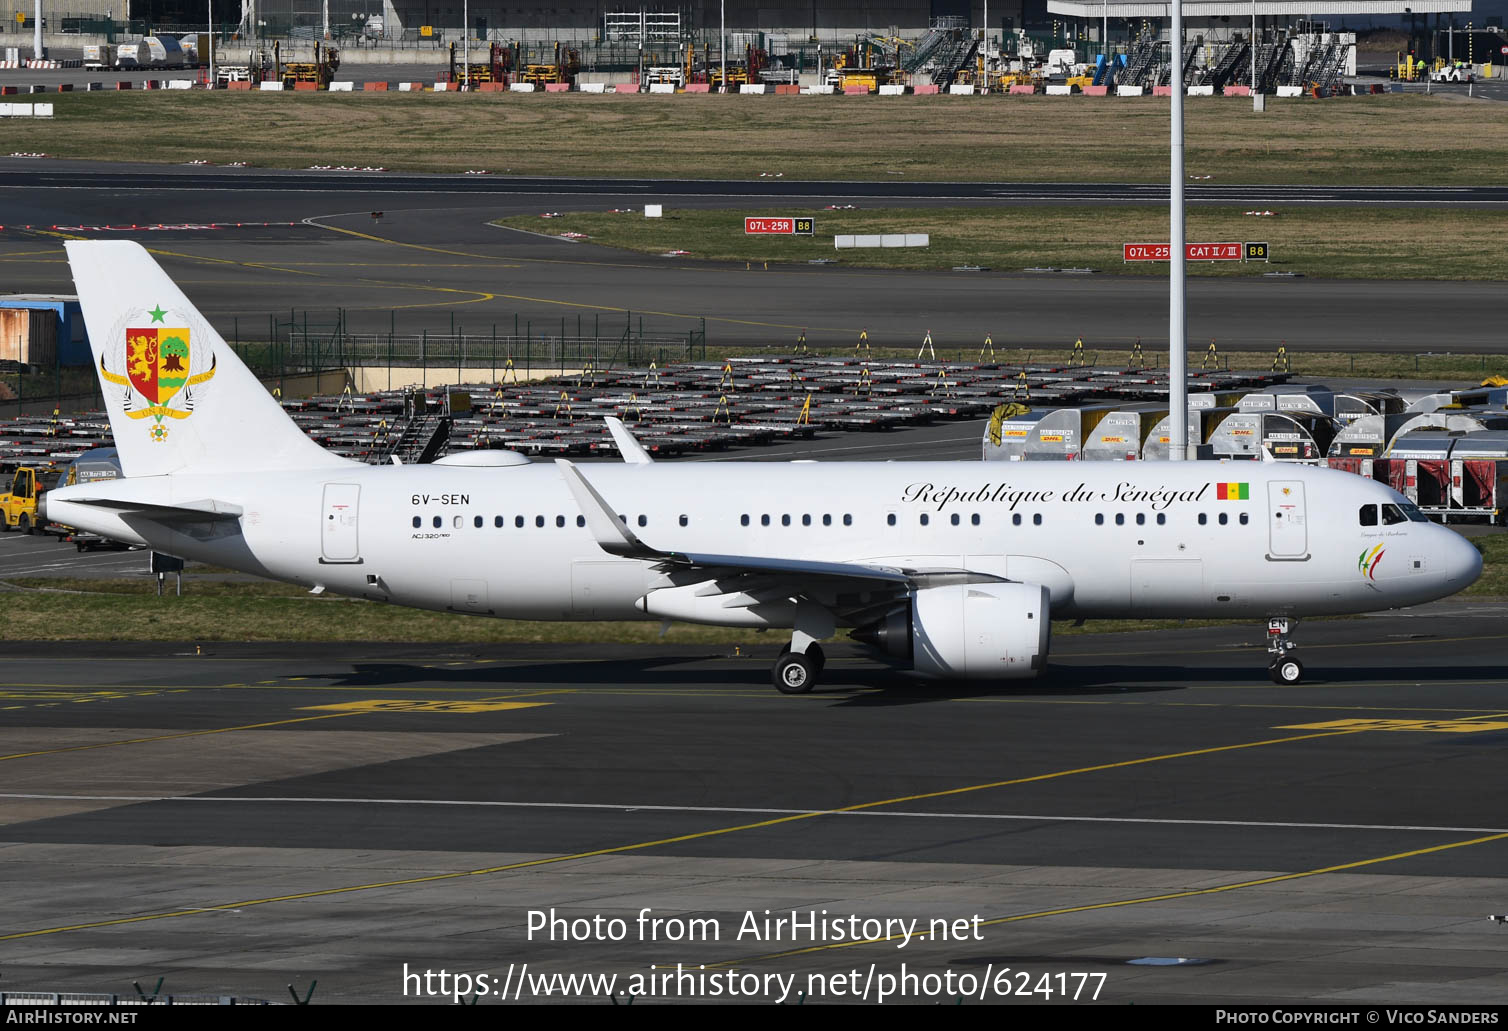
[363, 81, 388, 91]
[684, 82, 710, 93]
[913, 84, 939, 94]
[544, 82, 570, 92]
[1084, 84, 1109, 96]
[775, 84, 799, 95]
[227, 80, 252, 90]
[294, 80, 319, 91]
[1009, 84, 1035, 94]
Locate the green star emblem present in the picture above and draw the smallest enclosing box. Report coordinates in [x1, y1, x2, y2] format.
[148, 305, 167, 323]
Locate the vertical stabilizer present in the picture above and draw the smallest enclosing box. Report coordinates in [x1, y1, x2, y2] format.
[66, 240, 350, 477]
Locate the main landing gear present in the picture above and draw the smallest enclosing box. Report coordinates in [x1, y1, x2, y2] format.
[1266, 617, 1304, 685]
[771, 601, 834, 695]
[773, 643, 827, 694]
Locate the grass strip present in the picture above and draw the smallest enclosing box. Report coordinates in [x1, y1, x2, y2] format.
[5, 92, 1507, 185]
[495, 205, 1508, 281]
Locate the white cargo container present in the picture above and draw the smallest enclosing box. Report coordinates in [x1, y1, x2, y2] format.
[83, 44, 114, 69]
[115, 36, 186, 69]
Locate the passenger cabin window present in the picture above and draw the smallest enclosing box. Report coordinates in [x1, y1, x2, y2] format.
[1239, 513, 1248, 525]
[1198, 513, 1207, 525]
[576, 516, 586, 528]
[950, 514, 960, 526]
[1156, 513, 1167, 525]
[822, 514, 832, 526]
[920, 514, 929, 526]
[473, 516, 483, 528]
[1359, 505, 1378, 526]
[1095, 514, 1104, 525]
[1115, 514, 1125, 526]
[494, 516, 504, 528]
[1135, 513, 1146, 525]
[1033, 514, 1042, 526]
[1012, 514, 1022, 526]
[433, 516, 443, 529]
[741, 515, 750, 526]
[557, 516, 566, 528]
[515, 516, 524, 528]
[887, 514, 896, 526]
[1382, 504, 1408, 525]
[971, 514, 980, 526]
[843, 514, 853, 526]
[412, 516, 421, 528]
[679, 515, 689, 527]
[762, 515, 771, 527]
[802, 514, 811, 526]
[1218, 513, 1228, 525]
[637, 515, 647, 527]
[781, 514, 791, 526]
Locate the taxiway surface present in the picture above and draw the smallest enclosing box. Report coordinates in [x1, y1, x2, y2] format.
[1, 609, 1506, 1003]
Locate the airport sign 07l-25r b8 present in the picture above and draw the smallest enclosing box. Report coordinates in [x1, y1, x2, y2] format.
[746, 217, 815, 236]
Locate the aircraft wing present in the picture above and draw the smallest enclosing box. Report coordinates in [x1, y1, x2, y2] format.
[556, 459, 1003, 594]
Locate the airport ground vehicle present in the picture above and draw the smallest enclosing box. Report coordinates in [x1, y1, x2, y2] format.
[0, 465, 46, 534]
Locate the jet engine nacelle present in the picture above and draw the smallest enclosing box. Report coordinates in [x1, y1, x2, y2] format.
[852, 582, 1050, 679]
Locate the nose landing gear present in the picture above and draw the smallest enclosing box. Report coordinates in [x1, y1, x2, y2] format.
[1266, 617, 1304, 684]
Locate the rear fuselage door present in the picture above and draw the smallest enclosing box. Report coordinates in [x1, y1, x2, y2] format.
[321, 483, 362, 563]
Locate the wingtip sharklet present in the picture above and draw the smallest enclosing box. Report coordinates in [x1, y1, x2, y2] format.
[604, 417, 653, 465]
[555, 459, 659, 559]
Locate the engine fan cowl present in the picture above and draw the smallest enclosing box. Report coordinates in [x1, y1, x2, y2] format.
[853, 582, 1050, 679]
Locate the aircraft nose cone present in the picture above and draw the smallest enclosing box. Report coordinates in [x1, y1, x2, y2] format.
[1446, 532, 1483, 587]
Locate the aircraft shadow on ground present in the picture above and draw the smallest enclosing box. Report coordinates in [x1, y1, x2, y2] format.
[307, 656, 1505, 706]
[306, 658, 1213, 704]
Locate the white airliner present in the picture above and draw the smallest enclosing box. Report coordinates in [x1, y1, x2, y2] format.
[43, 242, 1482, 692]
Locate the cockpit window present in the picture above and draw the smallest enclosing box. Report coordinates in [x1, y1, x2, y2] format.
[1381, 504, 1409, 525]
[1359, 505, 1377, 526]
[1398, 502, 1429, 523]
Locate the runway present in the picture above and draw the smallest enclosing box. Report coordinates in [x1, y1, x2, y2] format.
[6, 164, 1508, 205]
[1, 169, 1506, 350]
[0, 607, 1505, 1003]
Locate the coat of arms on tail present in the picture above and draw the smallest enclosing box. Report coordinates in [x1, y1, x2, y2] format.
[97, 305, 217, 443]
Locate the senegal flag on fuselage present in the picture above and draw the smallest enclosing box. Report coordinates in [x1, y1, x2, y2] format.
[125, 327, 192, 405]
[1216, 482, 1249, 501]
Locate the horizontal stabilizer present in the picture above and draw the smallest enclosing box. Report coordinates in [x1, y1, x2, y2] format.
[64, 496, 243, 522]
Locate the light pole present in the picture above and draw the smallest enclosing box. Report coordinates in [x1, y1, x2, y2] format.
[983, 0, 988, 90]
[720, 0, 726, 91]
[208, 0, 215, 87]
[1250, 0, 1256, 91]
[32, 0, 42, 60]
[463, 0, 469, 88]
[1169, 0, 1187, 460]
